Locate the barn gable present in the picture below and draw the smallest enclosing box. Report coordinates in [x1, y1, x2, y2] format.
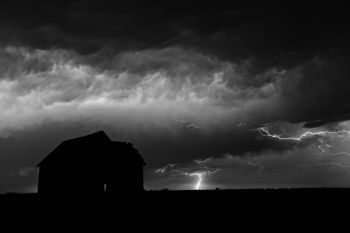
[36, 130, 145, 194]
[37, 130, 112, 167]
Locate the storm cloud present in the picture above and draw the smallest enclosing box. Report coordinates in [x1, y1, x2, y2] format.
[0, 1, 350, 191]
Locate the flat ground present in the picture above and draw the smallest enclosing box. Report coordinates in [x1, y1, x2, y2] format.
[0, 189, 347, 232]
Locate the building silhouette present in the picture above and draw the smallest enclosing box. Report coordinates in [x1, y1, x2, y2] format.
[37, 131, 145, 194]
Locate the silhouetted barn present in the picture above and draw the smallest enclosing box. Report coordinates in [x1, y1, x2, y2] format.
[37, 131, 146, 194]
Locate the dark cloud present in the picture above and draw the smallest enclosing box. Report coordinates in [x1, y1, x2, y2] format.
[0, 1, 349, 57]
[278, 54, 350, 124]
[304, 114, 350, 128]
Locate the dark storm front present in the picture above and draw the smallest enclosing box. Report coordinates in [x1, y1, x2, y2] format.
[37, 131, 145, 194]
[0, 0, 350, 194]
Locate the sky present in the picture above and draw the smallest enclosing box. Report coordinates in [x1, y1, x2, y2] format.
[0, 0, 350, 192]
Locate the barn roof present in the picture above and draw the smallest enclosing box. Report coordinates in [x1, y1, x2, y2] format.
[37, 130, 145, 167]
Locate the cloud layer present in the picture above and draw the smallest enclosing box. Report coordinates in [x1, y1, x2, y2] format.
[0, 46, 286, 137]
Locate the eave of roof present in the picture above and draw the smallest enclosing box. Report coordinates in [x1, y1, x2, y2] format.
[37, 131, 146, 167]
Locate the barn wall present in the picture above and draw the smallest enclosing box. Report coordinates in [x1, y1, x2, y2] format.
[38, 144, 145, 194]
[39, 164, 107, 195]
[105, 163, 144, 193]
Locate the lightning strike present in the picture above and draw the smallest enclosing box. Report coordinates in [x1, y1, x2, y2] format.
[155, 159, 220, 190]
[190, 172, 202, 190]
[257, 126, 350, 157]
[185, 169, 220, 190]
[257, 127, 350, 141]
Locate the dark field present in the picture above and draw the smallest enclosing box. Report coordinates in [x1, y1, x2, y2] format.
[0, 188, 348, 232]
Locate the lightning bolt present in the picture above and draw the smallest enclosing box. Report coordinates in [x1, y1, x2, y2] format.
[190, 173, 202, 190]
[155, 160, 220, 190]
[257, 126, 350, 156]
[257, 127, 350, 142]
[184, 169, 220, 190]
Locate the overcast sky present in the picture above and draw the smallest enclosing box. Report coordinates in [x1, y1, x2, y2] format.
[0, 1, 350, 192]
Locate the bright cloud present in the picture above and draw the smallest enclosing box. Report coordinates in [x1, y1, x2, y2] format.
[0, 46, 287, 137]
